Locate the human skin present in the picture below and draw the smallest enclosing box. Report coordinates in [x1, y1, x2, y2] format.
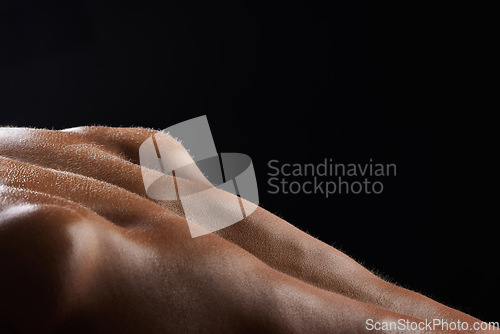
[0, 126, 497, 333]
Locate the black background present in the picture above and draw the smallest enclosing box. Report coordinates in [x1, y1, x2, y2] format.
[1, 1, 497, 321]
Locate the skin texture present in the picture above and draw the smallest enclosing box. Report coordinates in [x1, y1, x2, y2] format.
[0, 126, 497, 334]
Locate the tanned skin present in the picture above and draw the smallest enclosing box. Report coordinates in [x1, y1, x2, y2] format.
[0, 126, 497, 333]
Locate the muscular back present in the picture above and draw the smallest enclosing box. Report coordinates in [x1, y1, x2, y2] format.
[0, 127, 496, 333]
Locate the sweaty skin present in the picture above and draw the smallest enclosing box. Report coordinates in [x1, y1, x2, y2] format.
[0, 126, 497, 333]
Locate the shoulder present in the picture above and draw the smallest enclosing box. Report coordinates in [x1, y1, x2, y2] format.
[0, 201, 97, 333]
